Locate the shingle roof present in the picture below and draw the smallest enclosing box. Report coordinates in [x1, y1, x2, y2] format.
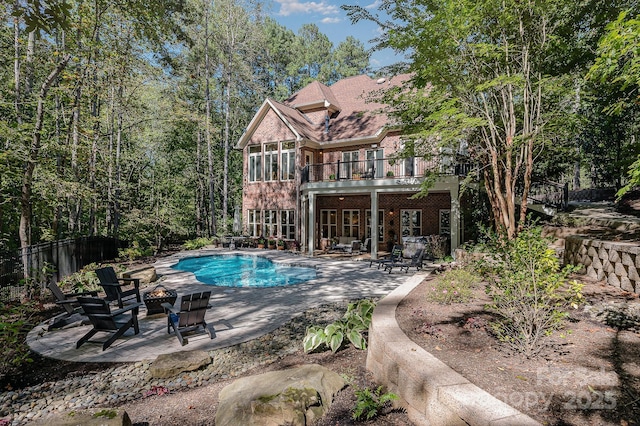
[280, 74, 410, 143]
[237, 74, 411, 149]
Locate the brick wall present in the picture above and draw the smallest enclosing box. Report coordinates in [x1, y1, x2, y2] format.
[247, 109, 296, 144]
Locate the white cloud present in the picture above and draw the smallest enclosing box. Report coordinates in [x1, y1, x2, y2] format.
[321, 17, 341, 24]
[365, 0, 382, 9]
[275, 0, 339, 16]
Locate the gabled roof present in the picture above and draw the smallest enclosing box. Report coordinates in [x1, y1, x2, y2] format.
[237, 73, 411, 149]
[287, 81, 341, 113]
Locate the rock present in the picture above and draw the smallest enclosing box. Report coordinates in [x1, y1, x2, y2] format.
[149, 350, 212, 379]
[123, 267, 157, 284]
[29, 408, 131, 426]
[216, 364, 345, 426]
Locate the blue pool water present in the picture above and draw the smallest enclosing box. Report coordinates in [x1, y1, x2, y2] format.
[171, 255, 317, 287]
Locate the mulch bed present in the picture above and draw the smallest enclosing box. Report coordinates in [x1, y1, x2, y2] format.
[396, 274, 640, 425]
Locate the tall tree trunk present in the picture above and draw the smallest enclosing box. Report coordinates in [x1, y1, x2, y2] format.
[196, 130, 204, 236]
[204, 0, 217, 236]
[114, 85, 123, 238]
[19, 55, 71, 277]
[13, 8, 21, 125]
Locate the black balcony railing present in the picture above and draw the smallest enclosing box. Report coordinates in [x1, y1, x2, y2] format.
[302, 157, 471, 183]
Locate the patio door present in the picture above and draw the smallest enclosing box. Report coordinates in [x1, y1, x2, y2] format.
[320, 209, 337, 239]
[366, 149, 384, 178]
[341, 151, 359, 178]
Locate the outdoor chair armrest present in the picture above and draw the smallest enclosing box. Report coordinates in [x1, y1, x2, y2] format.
[110, 303, 142, 317]
[63, 290, 98, 298]
[99, 281, 124, 287]
[119, 277, 140, 287]
[162, 303, 179, 314]
[55, 299, 78, 305]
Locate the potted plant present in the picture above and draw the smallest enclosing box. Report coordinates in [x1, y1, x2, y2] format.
[257, 237, 266, 249]
[352, 170, 361, 180]
[268, 239, 276, 249]
[329, 173, 336, 180]
[277, 239, 285, 250]
[386, 170, 394, 177]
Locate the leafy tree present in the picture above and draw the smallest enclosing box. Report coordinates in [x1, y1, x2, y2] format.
[588, 11, 640, 198]
[347, 0, 580, 239]
[287, 23, 333, 91]
[330, 36, 371, 82]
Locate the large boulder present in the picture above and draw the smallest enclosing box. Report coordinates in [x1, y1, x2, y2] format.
[216, 364, 345, 426]
[123, 267, 157, 285]
[149, 350, 212, 379]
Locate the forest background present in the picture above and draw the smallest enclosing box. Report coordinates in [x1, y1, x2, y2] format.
[1, 0, 640, 262]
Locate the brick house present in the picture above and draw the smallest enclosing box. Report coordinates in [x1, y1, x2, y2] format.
[237, 74, 466, 258]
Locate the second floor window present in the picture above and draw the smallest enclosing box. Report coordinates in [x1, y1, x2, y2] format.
[249, 146, 262, 182]
[264, 143, 278, 181]
[281, 141, 295, 180]
[342, 151, 359, 178]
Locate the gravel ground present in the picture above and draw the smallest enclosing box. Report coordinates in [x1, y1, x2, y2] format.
[2, 300, 411, 425]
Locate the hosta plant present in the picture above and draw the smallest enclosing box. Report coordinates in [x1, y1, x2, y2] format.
[303, 299, 375, 353]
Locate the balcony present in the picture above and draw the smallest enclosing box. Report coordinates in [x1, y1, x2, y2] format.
[301, 157, 472, 184]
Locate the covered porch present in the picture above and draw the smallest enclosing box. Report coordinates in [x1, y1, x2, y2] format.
[300, 175, 462, 259]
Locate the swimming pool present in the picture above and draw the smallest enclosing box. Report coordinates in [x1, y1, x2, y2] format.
[171, 254, 317, 287]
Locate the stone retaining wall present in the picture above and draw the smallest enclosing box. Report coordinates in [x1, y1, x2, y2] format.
[367, 274, 539, 425]
[564, 235, 640, 294]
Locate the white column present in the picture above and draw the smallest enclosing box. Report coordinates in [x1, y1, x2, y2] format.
[300, 196, 307, 253]
[370, 190, 378, 260]
[450, 183, 460, 256]
[307, 192, 316, 256]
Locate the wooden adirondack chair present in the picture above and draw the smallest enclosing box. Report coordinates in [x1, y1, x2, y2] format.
[95, 266, 141, 308]
[163, 291, 214, 346]
[46, 281, 99, 330]
[76, 297, 141, 351]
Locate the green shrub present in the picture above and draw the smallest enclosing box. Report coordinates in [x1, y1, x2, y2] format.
[58, 263, 101, 293]
[118, 241, 153, 261]
[183, 237, 213, 250]
[352, 385, 398, 421]
[481, 225, 583, 357]
[0, 301, 39, 382]
[303, 300, 375, 353]
[426, 268, 478, 304]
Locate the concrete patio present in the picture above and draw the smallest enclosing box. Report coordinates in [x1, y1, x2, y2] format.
[27, 248, 411, 363]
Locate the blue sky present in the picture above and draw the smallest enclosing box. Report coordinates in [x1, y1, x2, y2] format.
[268, 0, 404, 70]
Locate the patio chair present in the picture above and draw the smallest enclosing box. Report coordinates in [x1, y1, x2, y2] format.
[46, 281, 99, 330]
[75, 296, 141, 351]
[163, 291, 215, 346]
[369, 245, 402, 269]
[95, 266, 141, 309]
[384, 248, 426, 274]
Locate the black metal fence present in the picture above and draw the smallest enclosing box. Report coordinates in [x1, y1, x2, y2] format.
[302, 157, 472, 183]
[0, 237, 125, 301]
